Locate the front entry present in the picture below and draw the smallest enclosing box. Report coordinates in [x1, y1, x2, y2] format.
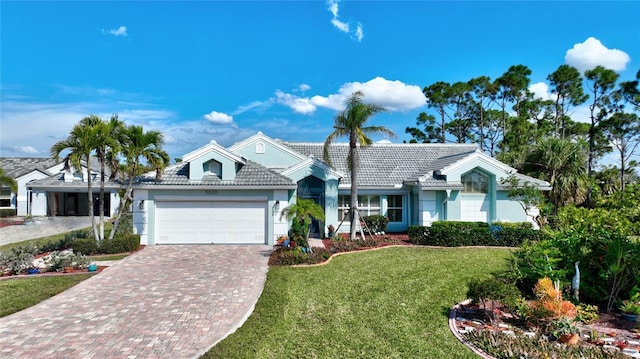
[297, 176, 325, 238]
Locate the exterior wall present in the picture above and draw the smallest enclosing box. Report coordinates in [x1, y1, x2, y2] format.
[418, 191, 438, 226]
[232, 140, 302, 169]
[494, 190, 537, 226]
[188, 152, 238, 181]
[30, 191, 48, 216]
[15, 172, 50, 215]
[272, 189, 290, 242]
[134, 188, 280, 246]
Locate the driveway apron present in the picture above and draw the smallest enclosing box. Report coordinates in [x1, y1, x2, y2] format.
[0, 245, 271, 359]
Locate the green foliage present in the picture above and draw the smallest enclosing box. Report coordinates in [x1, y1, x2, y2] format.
[281, 197, 325, 248]
[465, 330, 628, 359]
[287, 218, 305, 247]
[409, 221, 540, 247]
[46, 251, 88, 271]
[113, 212, 133, 236]
[98, 234, 140, 254]
[575, 303, 600, 324]
[72, 237, 99, 255]
[466, 277, 522, 312]
[0, 244, 38, 275]
[0, 209, 16, 217]
[555, 205, 640, 236]
[361, 215, 389, 233]
[268, 247, 331, 266]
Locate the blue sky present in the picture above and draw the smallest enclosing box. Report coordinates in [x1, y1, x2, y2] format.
[2, 1, 639, 163]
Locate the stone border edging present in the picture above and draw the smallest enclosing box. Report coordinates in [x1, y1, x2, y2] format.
[449, 299, 497, 359]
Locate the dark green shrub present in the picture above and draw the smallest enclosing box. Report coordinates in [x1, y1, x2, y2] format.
[493, 227, 548, 247]
[0, 209, 16, 217]
[72, 237, 98, 255]
[268, 247, 331, 266]
[288, 219, 305, 246]
[361, 215, 389, 233]
[467, 277, 522, 312]
[99, 234, 140, 254]
[408, 226, 430, 245]
[114, 212, 133, 235]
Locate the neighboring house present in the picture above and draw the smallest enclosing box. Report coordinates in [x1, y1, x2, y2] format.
[0, 157, 120, 217]
[133, 132, 550, 246]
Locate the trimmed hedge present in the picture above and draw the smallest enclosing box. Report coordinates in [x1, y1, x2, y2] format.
[408, 221, 544, 247]
[0, 209, 16, 217]
[72, 237, 99, 255]
[361, 215, 389, 233]
[98, 234, 140, 254]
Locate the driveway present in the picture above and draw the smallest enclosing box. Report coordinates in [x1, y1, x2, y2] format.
[0, 245, 271, 358]
[0, 216, 94, 246]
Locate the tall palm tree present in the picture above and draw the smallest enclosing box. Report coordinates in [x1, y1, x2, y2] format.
[280, 197, 325, 250]
[108, 124, 169, 239]
[523, 137, 588, 214]
[50, 121, 100, 240]
[323, 91, 396, 240]
[80, 115, 124, 241]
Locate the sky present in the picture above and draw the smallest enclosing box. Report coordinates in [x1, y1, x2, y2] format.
[1, 1, 639, 165]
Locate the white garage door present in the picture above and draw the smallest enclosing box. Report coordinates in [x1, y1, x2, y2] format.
[155, 201, 266, 244]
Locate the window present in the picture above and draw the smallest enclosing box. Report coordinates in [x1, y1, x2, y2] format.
[462, 169, 489, 193]
[387, 195, 403, 222]
[203, 160, 222, 177]
[0, 186, 11, 208]
[255, 142, 265, 154]
[338, 195, 381, 220]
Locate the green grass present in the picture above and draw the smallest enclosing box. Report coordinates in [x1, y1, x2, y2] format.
[202, 246, 511, 359]
[88, 253, 129, 261]
[0, 274, 93, 317]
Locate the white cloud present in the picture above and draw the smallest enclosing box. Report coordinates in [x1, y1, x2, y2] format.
[327, 0, 363, 42]
[529, 82, 554, 101]
[232, 100, 271, 115]
[203, 111, 234, 125]
[298, 84, 311, 92]
[104, 26, 128, 37]
[565, 37, 630, 73]
[274, 77, 426, 114]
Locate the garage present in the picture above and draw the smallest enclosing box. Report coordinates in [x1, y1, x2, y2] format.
[155, 200, 266, 244]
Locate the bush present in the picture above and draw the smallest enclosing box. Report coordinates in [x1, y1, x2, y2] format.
[361, 215, 389, 233]
[410, 221, 535, 247]
[99, 234, 140, 254]
[72, 237, 98, 255]
[114, 212, 133, 236]
[0, 244, 38, 275]
[0, 209, 16, 217]
[467, 277, 522, 312]
[268, 247, 331, 266]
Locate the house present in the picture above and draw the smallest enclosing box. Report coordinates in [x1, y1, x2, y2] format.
[0, 157, 120, 217]
[133, 132, 550, 246]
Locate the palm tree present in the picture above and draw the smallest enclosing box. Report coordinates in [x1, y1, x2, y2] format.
[323, 91, 396, 240]
[0, 167, 18, 194]
[108, 124, 169, 239]
[280, 197, 325, 250]
[523, 137, 588, 214]
[79, 115, 124, 241]
[50, 121, 100, 240]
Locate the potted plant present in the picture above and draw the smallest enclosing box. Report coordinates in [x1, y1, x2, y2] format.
[620, 292, 640, 322]
[551, 317, 580, 346]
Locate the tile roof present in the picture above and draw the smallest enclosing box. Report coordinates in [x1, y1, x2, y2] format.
[27, 173, 122, 189]
[0, 157, 60, 178]
[281, 142, 479, 187]
[137, 160, 295, 187]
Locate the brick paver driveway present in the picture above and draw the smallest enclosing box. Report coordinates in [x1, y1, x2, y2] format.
[0, 245, 271, 359]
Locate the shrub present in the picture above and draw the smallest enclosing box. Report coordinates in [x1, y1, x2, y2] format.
[46, 251, 89, 271]
[114, 212, 133, 235]
[72, 237, 99, 255]
[575, 304, 599, 324]
[0, 244, 38, 275]
[361, 215, 389, 233]
[0, 209, 16, 217]
[268, 247, 331, 266]
[99, 234, 140, 254]
[467, 277, 522, 313]
[409, 221, 535, 247]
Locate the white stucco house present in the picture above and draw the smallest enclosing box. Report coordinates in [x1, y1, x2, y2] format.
[132, 132, 550, 246]
[0, 157, 120, 217]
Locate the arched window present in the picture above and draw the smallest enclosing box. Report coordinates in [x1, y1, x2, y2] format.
[461, 169, 489, 193]
[255, 142, 265, 154]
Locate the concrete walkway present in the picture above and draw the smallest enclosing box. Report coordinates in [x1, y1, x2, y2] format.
[0, 245, 271, 358]
[0, 216, 94, 246]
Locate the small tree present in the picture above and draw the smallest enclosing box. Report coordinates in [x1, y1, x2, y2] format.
[280, 197, 325, 250]
[500, 173, 546, 228]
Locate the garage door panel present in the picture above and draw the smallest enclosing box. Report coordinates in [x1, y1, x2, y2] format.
[155, 201, 266, 244]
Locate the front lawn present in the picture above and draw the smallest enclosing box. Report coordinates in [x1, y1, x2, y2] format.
[203, 246, 511, 359]
[0, 274, 93, 317]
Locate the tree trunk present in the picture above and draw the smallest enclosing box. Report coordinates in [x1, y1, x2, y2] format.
[98, 153, 105, 241]
[86, 156, 99, 241]
[349, 139, 359, 240]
